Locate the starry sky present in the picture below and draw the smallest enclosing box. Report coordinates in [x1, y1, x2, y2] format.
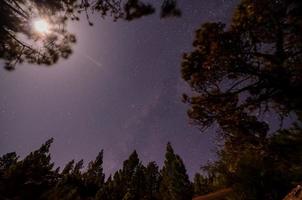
[0, 0, 240, 178]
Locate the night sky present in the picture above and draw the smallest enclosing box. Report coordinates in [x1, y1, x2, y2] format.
[0, 0, 239, 178]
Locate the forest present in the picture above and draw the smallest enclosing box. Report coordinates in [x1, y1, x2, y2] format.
[0, 0, 301, 199]
[0, 140, 194, 200]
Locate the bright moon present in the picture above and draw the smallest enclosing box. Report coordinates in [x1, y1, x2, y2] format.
[33, 19, 50, 34]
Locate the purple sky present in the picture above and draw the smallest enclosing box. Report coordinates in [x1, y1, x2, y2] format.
[0, 0, 239, 178]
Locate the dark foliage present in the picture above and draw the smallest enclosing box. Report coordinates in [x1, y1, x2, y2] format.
[0, 0, 181, 70]
[0, 139, 57, 199]
[1, 0, 302, 199]
[0, 141, 192, 200]
[0, 129, 300, 199]
[160, 0, 181, 18]
[160, 143, 193, 200]
[181, 0, 302, 138]
[194, 126, 302, 200]
[181, 0, 302, 199]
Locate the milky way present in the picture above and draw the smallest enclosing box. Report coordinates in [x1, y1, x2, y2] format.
[0, 0, 239, 178]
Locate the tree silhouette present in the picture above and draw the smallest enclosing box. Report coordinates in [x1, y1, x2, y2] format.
[0, 0, 180, 70]
[0, 136, 300, 199]
[197, 125, 302, 199]
[160, 0, 181, 18]
[181, 0, 302, 139]
[160, 142, 192, 200]
[180, 1, 302, 198]
[144, 161, 161, 200]
[120, 150, 148, 200]
[0, 0, 79, 70]
[0, 138, 57, 199]
[83, 150, 105, 197]
[193, 173, 212, 197]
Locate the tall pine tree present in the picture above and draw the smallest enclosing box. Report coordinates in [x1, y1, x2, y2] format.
[121, 150, 146, 200]
[1, 139, 57, 199]
[193, 173, 212, 196]
[144, 161, 161, 200]
[83, 150, 105, 197]
[160, 142, 192, 200]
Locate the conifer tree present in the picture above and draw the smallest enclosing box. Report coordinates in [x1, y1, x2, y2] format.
[0, 152, 18, 172]
[1, 138, 57, 199]
[0, 152, 19, 199]
[181, 0, 302, 141]
[109, 170, 125, 200]
[160, 142, 192, 200]
[121, 150, 146, 200]
[193, 173, 212, 196]
[144, 161, 161, 200]
[45, 159, 85, 200]
[200, 126, 302, 199]
[96, 175, 114, 200]
[83, 150, 105, 197]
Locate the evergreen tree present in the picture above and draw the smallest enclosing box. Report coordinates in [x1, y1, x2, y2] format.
[121, 150, 146, 200]
[201, 126, 302, 200]
[0, 152, 18, 172]
[144, 161, 161, 200]
[193, 173, 212, 196]
[0, 152, 19, 199]
[96, 175, 117, 200]
[105, 170, 126, 200]
[83, 150, 105, 197]
[97, 151, 148, 200]
[181, 0, 302, 139]
[160, 142, 192, 200]
[0, 140, 196, 200]
[1, 138, 57, 199]
[45, 159, 85, 200]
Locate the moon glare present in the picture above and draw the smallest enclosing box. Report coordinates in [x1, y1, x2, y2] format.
[33, 19, 50, 34]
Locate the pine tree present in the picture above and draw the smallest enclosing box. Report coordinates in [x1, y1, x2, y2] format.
[125, 163, 146, 200]
[144, 161, 161, 200]
[1, 138, 57, 199]
[83, 150, 105, 197]
[181, 0, 302, 139]
[110, 170, 125, 200]
[0, 152, 19, 199]
[45, 159, 85, 200]
[121, 150, 147, 200]
[96, 175, 116, 200]
[0, 152, 18, 172]
[160, 142, 193, 200]
[193, 173, 212, 196]
[200, 126, 302, 199]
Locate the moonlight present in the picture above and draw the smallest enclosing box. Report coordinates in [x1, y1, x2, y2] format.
[33, 19, 50, 34]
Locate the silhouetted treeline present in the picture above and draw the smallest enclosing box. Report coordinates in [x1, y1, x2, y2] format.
[1, 126, 301, 200]
[0, 141, 192, 200]
[1, 0, 302, 199]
